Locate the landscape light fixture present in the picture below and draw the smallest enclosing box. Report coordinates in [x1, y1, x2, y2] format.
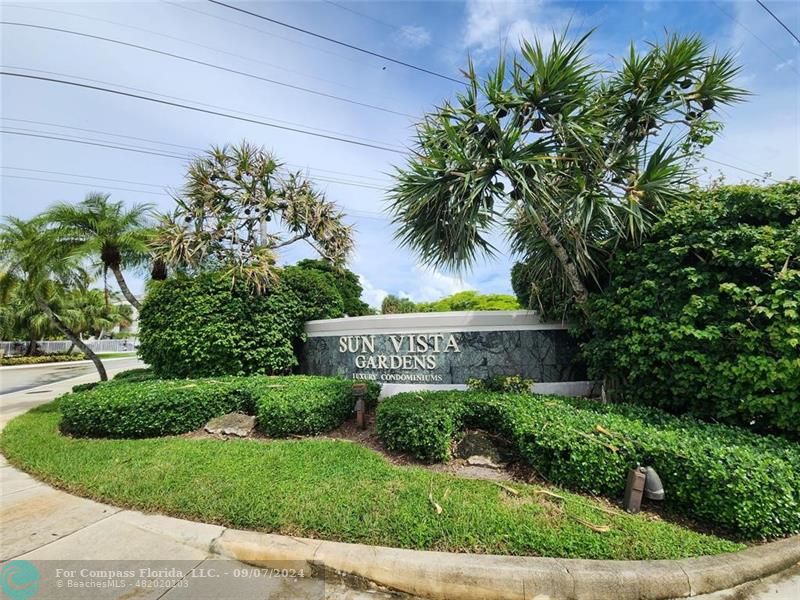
[624, 465, 665, 513]
[352, 382, 367, 430]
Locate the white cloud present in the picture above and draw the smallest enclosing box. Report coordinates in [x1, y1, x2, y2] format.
[396, 25, 432, 49]
[462, 0, 569, 55]
[400, 265, 474, 302]
[357, 274, 389, 309]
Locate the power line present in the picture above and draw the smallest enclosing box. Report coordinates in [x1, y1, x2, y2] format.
[3, 174, 171, 196]
[1, 129, 390, 191]
[3, 166, 169, 189]
[1, 21, 415, 119]
[2, 66, 401, 149]
[3, 117, 392, 183]
[702, 157, 780, 182]
[4, 2, 365, 94]
[754, 0, 800, 45]
[162, 0, 378, 72]
[207, 0, 463, 84]
[0, 71, 405, 153]
[714, 2, 800, 76]
[2, 171, 389, 221]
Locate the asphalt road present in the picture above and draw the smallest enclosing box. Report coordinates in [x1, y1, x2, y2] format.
[0, 357, 144, 395]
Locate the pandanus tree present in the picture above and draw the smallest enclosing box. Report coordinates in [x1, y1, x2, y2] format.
[152, 141, 354, 293]
[389, 32, 747, 316]
[46, 193, 153, 311]
[0, 217, 108, 379]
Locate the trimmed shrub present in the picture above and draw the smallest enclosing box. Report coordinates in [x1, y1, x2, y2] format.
[138, 273, 305, 378]
[1, 353, 86, 366]
[59, 375, 380, 440]
[466, 374, 533, 393]
[245, 376, 353, 436]
[110, 368, 157, 383]
[293, 259, 372, 316]
[376, 391, 800, 538]
[60, 379, 250, 438]
[585, 182, 800, 436]
[281, 265, 344, 321]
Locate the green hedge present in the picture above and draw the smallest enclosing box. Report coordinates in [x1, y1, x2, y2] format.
[60, 376, 379, 439]
[60, 379, 250, 438]
[376, 391, 800, 538]
[1, 353, 86, 366]
[585, 182, 800, 436]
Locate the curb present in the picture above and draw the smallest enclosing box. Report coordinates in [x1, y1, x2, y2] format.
[210, 529, 800, 600]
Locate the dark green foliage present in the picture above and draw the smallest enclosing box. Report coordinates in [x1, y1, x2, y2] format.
[138, 273, 305, 378]
[381, 294, 416, 314]
[376, 391, 800, 538]
[59, 375, 379, 439]
[510, 261, 580, 319]
[585, 183, 800, 436]
[466, 374, 533, 393]
[281, 265, 344, 321]
[246, 376, 353, 436]
[110, 368, 157, 383]
[294, 259, 372, 316]
[60, 379, 250, 438]
[71, 382, 98, 393]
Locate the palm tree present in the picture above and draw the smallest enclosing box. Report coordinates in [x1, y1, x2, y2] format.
[46, 193, 153, 310]
[389, 32, 747, 313]
[0, 217, 108, 380]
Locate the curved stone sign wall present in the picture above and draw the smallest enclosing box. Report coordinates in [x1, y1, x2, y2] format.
[301, 311, 592, 396]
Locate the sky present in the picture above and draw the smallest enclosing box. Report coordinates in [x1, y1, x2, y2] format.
[1, 0, 799, 308]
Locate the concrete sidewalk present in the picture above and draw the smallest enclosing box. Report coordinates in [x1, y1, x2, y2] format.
[1, 369, 798, 600]
[1, 368, 399, 599]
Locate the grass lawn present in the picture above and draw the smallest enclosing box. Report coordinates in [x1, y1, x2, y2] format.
[0, 401, 745, 560]
[96, 352, 138, 359]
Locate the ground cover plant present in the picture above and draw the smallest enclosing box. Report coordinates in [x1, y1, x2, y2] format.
[376, 391, 800, 538]
[0, 400, 743, 560]
[59, 375, 377, 439]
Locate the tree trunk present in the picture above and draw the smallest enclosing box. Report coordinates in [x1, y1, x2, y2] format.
[35, 295, 107, 381]
[25, 334, 36, 356]
[535, 218, 590, 311]
[111, 266, 141, 310]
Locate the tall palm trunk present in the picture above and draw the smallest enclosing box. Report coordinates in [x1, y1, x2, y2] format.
[111, 266, 141, 310]
[536, 218, 590, 312]
[34, 295, 107, 381]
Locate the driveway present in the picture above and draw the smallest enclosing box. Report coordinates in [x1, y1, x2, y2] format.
[0, 356, 143, 395]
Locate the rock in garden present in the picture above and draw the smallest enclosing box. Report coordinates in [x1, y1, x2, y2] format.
[204, 413, 255, 437]
[466, 455, 502, 469]
[455, 430, 504, 464]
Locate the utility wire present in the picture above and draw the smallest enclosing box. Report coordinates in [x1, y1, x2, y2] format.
[3, 171, 389, 220]
[3, 117, 391, 183]
[714, 1, 800, 76]
[3, 174, 172, 196]
[754, 0, 800, 45]
[1, 22, 415, 119]
[3, 166, 169, 189]
[2, 66, 402, 149]
[207, 0, 463, 84]
[702, 157, 779, 182]
[3, 3, 365, 94]
[0, 129, 390, 191]
[0, 71, 405, 154]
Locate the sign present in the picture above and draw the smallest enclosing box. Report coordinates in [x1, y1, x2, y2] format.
[338, 333, 461, 383]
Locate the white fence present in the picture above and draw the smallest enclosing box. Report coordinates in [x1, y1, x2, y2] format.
[1, 339, 139, 357]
